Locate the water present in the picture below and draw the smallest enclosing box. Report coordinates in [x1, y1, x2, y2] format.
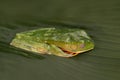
[0, 0, 120, 80]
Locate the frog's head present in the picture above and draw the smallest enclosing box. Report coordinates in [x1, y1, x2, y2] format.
[53, 38, 94, 57]
[46, 29, 95, 57]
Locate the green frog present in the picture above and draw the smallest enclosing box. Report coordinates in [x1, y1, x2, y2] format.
[10, 27, 94, 57]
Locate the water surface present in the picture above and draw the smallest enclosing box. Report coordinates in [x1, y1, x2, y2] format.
[0, 0, 120, 80]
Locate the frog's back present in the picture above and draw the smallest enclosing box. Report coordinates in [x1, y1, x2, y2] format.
[19, 27, 90, 43]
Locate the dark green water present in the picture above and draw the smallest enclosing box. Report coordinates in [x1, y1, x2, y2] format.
[0, 0, 120, 80]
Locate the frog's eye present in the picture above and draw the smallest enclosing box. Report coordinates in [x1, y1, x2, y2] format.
[80, 44, 85, 48]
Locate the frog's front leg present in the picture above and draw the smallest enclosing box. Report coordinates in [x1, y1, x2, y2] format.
[48, 44, 73, 57]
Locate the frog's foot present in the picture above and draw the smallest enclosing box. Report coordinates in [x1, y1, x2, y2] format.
[48, 44, 77, 57]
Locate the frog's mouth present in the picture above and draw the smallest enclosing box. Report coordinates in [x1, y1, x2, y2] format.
[59, 47, 77, 55]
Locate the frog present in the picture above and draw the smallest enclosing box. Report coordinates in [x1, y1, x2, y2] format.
[10, 27, 94, 57]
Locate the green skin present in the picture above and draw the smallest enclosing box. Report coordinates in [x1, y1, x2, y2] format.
[10, 28, 94, 57]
